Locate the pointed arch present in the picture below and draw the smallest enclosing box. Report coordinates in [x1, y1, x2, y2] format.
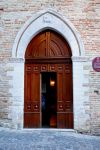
[25, 29, 72, 59]
[12, 9, 84, 58]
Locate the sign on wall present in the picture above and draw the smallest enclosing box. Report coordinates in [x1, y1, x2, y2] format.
[92, 57, 100, 72]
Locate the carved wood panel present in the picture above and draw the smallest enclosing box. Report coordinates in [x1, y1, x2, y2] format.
[25, 30, 71, 60]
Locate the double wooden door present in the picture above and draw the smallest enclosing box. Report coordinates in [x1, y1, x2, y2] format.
[24, 63, 73, 128]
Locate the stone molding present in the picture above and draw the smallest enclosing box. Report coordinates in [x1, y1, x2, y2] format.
[0, 58, 24, 63]
[72, 56, 90, 62]
[9, 58, 24, 63]
[0, 57, 90, 63]
[12, 9, 85, 58]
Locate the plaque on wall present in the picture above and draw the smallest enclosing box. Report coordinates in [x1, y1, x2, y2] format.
[92, 57, 100, 72]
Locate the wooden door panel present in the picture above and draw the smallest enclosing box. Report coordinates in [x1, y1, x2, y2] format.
[24, 101, 40, 112]
[63, 64, 72, 100]
[33, 64, 40, 72]
[30, 113, 40, 128]
[24, 64, 40, 128]
[25, 30, 71, 60]
[24, 101, 32, 112]
[57, 101, 65, 112]
[57, 63, 73, 128]
[65, 101, 72, 112]
[31, 73, 40, 101]
[48, 64, 57, 72]
[40, 64, 48, 72]
[57, 113, 65, 128]
[57, 112, 73, 129]
[65, 113, 73, 128]
[25, 69, 31, 101]
[24, 113, 40, 128]
[24, 113, 31, 128]
[57, 73, 63, 101]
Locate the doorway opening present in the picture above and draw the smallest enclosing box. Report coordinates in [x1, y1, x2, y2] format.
[41, 72, 57, 128]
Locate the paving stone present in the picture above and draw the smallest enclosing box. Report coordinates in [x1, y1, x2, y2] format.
[0, 129, 100, 150]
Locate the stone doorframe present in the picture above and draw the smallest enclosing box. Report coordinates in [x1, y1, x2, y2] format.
[11, 9, 89, 130]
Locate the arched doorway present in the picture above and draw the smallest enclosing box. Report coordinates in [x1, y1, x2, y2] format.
[24, 30, 73, 128]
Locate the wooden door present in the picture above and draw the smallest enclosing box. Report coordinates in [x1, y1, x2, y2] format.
[24, 30, 73, 128]
[57, 63, 73, 128]
[24, 64, 40, 128]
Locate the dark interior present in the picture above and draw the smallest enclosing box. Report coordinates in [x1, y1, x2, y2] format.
[41, 72, 57, 128]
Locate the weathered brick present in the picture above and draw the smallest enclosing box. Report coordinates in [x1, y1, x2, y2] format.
[0, 0, 100, 134]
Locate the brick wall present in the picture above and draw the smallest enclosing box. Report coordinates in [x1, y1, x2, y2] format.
[0, 0, 100, 134]
[0, 0, 100, 57]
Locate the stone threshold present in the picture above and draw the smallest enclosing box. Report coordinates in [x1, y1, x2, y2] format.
[22, 128, 76, 133]
[0, 127, 76, 133]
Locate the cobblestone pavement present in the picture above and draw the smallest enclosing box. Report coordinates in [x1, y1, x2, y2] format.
[0, 128, 100, 150]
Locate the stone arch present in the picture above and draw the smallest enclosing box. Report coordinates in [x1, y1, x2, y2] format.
[12, 9, 84, 58]
[11, 10, 87, 130]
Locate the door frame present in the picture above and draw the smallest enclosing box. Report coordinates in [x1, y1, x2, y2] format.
[11, 10, 89, 131]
